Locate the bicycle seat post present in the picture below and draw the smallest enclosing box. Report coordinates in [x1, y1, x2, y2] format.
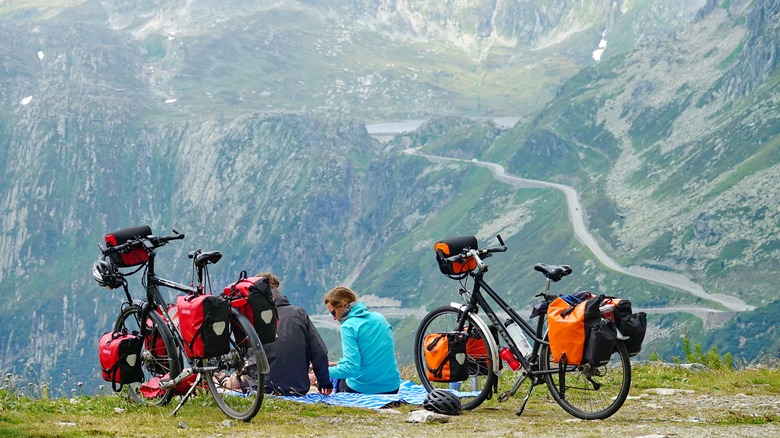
[543, 278, 552, 293]
[196, 264, 205, 294]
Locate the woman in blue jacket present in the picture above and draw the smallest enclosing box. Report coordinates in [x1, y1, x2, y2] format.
[324, 286, 401, 394]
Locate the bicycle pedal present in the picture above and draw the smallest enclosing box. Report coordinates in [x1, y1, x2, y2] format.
[158, 378, 175, 389]
[498, 392, 510, 402]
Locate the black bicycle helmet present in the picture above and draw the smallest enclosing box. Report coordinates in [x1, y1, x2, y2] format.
[422, 389, 462, 416]
[92, 256, 124, 289]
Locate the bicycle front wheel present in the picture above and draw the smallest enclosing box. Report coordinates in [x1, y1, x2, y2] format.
[414, 306, 497, 410]
[540, 337, 631, 419]
[204, 309, 266, 421]
[114, 304, 182, 407]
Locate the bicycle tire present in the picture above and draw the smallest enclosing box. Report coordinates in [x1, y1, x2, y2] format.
[540, 336, 631, 419]
[414, 306, 497, 410]
[204, 309, 266, 422]
[114, 304, 182, 406]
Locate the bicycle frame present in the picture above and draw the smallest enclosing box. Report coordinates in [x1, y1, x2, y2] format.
[136, 246, 269, 373]
[455, 269, 552, 376]
[137, 247, 198, 349]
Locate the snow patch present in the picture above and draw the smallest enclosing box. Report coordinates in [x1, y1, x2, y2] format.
[592, 30, 607, 62]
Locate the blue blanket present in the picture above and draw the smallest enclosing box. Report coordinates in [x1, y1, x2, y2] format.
[274, 380, 429, 410]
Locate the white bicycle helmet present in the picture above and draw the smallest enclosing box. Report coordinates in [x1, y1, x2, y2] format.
[92, 256, 124, 289]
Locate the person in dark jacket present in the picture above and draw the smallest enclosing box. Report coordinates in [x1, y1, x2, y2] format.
[259, 273, 332, 396]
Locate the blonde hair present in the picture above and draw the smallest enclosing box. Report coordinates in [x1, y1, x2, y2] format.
[257, 272, 280, 289]
[324, 286, 357, 308]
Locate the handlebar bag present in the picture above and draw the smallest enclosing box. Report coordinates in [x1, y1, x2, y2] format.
[104, 225, 152, 267]
[177, 294, 231, 358]
[546, 294, 604, 366]
[424, 331, 469, 382]
[434, 236, 478, 279]
[99, 330, 143, 392]
[223, 274, 279, 345]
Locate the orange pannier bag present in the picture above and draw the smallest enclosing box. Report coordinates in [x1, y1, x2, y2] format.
[546, 295, 602, 365]
[424, 332, 469, 382]
[465, 336, 491, 375]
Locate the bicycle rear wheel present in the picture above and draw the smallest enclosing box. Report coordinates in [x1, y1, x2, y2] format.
[414, 306, 497, 410]
[204, 309, 267, 422]
[540, 337, 631, 419]
[114, 304, 182, 406]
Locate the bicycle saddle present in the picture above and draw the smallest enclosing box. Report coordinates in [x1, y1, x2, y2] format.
[533, 263, 572, 282]
[195, 251, 223, 267]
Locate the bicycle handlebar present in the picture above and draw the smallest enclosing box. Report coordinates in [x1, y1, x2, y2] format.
[101, 229, 185, 256]
[444, 234, 507, 264]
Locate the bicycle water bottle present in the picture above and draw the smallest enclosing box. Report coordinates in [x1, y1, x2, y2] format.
[500, 347, 521, 371]
[505, 319, 532, 358]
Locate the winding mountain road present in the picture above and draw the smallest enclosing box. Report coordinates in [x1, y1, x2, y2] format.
[407, 149, 754, 314]
[309, 145, 754, 332]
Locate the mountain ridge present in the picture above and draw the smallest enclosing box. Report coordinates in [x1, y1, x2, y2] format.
[0, 0, 777, 390]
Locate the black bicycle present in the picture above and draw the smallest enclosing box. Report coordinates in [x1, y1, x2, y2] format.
[414, 235, 631, 419]
[94, 227, 268, 421]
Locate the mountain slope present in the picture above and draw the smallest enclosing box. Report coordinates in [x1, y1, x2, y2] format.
[0, 0, 777, 390]
[479, 0, 779, 306]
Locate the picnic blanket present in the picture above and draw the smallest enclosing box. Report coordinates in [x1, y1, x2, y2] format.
[274, 380, 429, 409]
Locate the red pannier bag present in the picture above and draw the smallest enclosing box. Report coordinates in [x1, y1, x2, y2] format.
[424, 331, 469, 382]
[98, 330, 143, 391]
[177, 294, 231, 358]
[223, 272, 279, 345]
[104, 225, 152, 267]
[141, 372, 198, 399]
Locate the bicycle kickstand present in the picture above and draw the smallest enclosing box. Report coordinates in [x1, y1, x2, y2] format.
[170, 372, 203, 417]
[498, 372, 528, 402]
[515, 379, 538, 417]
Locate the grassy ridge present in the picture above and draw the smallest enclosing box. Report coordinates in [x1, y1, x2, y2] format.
[1, 364, 778, 437]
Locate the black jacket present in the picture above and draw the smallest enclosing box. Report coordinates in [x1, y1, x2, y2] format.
[262, 293, 330, 395]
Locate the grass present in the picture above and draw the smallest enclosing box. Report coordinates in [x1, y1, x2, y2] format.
[2, 363, 778, 437]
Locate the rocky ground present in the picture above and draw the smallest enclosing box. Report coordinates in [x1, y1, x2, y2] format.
[297, 385, 780, 438]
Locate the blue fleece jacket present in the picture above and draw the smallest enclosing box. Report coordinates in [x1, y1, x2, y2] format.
[328, 302, 401, 394]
